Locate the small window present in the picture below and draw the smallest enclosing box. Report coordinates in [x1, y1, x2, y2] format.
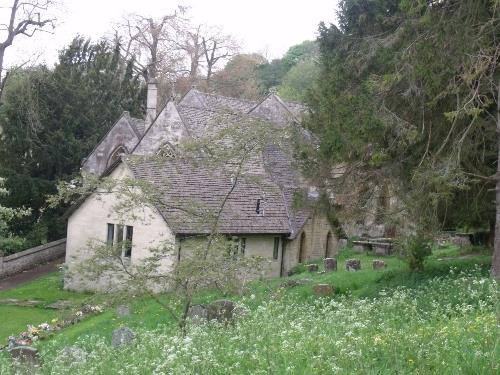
[256, 198, 265, 216]
[124, 226, 133, 257]
[107, 223, 115, 246]
[240, 238, 246, 255]
[273, 237, 280, 260]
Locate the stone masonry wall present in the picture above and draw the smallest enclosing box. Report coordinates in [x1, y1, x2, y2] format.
[0, 238, 66, 278]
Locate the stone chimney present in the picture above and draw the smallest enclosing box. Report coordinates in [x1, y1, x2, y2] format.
[145, 79, 158, 126]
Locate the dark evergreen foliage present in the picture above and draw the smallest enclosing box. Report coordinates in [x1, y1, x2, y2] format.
[0, 37, 145, 244]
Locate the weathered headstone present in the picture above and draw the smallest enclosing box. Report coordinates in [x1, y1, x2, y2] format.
[60, 346, 87, 364]
[9, 346, 41, 373]
[47, 300, 72, 310]
[312, 284, 334, 296]
[306, 264, 319, 272]
[111, 327, 136, 347]
[373, 244, 391, 256]
[187, 304, 208, 322]
[346, 259, 361, 271]
[280, 279, 313, 288]
[353, 244, 365, 253]
[207, 300, 235, 322]
[339, 238, 348, 249]
[116, 305, 131, 317]
[324, 258, 337, 272]
[452, 234, 471, 247]
[372, 259, 387, 270]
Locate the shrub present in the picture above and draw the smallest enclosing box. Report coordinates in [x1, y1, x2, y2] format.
[0, 236, 27, 256]
[398, 235, 432, 272]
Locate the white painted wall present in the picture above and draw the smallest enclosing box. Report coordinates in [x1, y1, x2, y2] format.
[65, 163, 175, 291]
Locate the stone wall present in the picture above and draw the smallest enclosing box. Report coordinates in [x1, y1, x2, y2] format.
[0, 239, 66, 278]
[283, 214, 338, 273]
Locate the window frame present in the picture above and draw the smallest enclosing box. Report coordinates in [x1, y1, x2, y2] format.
[106, 223, 114, 246]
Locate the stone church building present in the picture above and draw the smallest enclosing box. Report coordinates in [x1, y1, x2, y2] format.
[65, 82, 339, 290]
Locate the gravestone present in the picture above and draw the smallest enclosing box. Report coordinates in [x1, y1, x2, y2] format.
[60, 346, 87, 364]
[306, 264, 319, 272]
[111, 327, 136, 347]
[116, 305, 131, 317]
[324, 258, 337, 272]
[280, 279, 313, 288]
[312, 284, 334, 296]
[187, 304, 208, 322]
[339, 239, 348, 249]
[207, 300, 235, 322]
[47, 300, 72, 310]
[9, 346, 41, 373]
[372, 260, 387, 270]
[345, 259, 361, 271]
[353, 244, 365, 253]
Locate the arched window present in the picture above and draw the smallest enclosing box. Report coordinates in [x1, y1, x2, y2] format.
[107, 145, 127, 167]
[298, 232, 306, 263]
[156, 142, 176, 159]
[325, 231, 333, 258]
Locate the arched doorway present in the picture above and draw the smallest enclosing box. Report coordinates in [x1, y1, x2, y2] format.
[325, 231, 333, 258]
[298, 232, 306, 263]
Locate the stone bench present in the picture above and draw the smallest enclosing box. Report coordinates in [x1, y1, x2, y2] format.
[352, 239, 393, 255]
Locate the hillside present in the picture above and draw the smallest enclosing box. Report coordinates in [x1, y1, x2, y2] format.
[0, 245, 498, 374]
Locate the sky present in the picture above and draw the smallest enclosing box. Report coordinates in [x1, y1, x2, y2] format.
[2, 0, 338, 69]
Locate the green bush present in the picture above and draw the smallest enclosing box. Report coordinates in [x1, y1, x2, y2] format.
[0, 236, 27, 256]
[398, 235, 432, 272]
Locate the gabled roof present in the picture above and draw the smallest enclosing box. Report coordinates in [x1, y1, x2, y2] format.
[82, 111, 143, 167]
[179, 88, 257, 114]
[125, 156, 291, 235]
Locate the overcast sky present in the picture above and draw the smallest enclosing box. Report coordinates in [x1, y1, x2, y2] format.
[3, 0, 339, 69]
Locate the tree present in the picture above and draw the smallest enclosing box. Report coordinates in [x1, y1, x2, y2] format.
[0, 37, 144, 244]
[49, 114, 287, 329]
[114, 9, 188, 81]
[0, 0, 56, 98]
[257, 40, 318, 94]
[212, 53, 266, 100]
[306, 0, 499, 273]
[0, 177, 30, 254]
[278, 58, 319, 102]
[201, 26, 239, 89]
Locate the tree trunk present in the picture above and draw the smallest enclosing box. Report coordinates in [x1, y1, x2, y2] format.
[492, 81, 500, 279]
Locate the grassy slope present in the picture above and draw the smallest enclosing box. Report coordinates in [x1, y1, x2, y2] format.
[0, 245, 494, 350]
[0, 273, 93, 342]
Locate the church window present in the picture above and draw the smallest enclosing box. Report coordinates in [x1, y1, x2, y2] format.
[107, 145, 127, 167]
[156, 142, 176, 158]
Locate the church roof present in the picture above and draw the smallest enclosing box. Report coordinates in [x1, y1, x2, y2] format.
[125, 156, 291, 235]
[89, 88, 314, 237]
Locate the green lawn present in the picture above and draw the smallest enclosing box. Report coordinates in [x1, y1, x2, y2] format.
[0, 306, 57, 342]
[0, 245, 497, 374]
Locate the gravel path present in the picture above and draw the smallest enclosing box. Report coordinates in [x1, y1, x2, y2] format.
[0, 258, 64, 291]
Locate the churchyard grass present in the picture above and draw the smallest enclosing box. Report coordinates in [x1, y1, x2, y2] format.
[0, 245, 498, 374]
[0, 273, 92, 343]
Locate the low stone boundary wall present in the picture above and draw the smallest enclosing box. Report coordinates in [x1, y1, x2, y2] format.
[0, 238, 66, 278]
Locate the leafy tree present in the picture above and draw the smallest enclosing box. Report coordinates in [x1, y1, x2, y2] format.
[278, 59, 319, 102]
[0, 37, 145, 245]
[306, 0, 499, 272]
[0, 177, 30, 254]
[257, 40, 318, 94]
[49, 114, 285, 330]
[211, 53, 266, 99]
